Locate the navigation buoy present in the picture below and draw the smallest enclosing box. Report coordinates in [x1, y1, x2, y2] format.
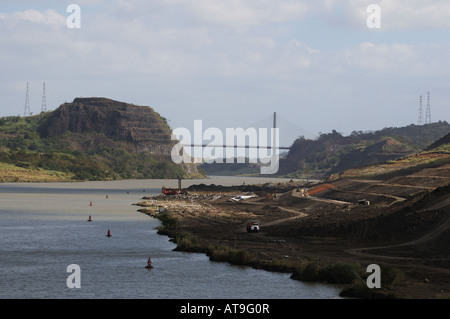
[146, 256, 153, 269]
[88, 215, 92, 222]
[106, 195, 109, 199]
[106, 229, 111, 237]
[90, 201, 93, 206]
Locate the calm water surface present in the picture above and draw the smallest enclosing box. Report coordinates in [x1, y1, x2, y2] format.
[0, 178, 343, 299]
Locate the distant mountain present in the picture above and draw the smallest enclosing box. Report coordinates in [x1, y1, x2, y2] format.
[0, 97, 201, 182]
[198, 158, 261, 176]
[278, 122, 450, 179]
[197, 122, 450, 178]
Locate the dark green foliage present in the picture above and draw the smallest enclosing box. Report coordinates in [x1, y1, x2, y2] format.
[155, 213, 177, 230]
[292, 261, 360, 284]
[0, 107, 188, 181]
[380, 265, 404, 289]
[208, 245, 255, 265]
[175, 232, 199, 250]
[317, 262, 360, 284]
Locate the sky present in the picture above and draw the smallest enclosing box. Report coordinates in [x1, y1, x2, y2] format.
[1, 0, 449, 147]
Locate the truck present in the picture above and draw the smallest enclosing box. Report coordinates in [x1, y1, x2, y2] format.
[246, 222, 260, 233]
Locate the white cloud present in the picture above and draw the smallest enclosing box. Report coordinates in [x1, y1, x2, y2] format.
[1, 1, 449, 133]
[190, 0, 310, 27]
[377, 0, 450, 29]
[322, 0, 450, 30]
[0, 9, 65, 27]
[340, 42, 415, 72]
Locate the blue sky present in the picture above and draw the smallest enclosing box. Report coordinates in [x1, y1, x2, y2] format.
[1, 0, 449, 147]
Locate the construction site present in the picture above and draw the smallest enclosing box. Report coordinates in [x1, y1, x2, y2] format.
[135, 159, 450, 298]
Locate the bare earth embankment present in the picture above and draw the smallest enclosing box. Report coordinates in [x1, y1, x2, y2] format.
[136, 159, 450, 299]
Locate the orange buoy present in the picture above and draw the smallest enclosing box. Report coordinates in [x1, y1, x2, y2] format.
[106, 229, 111, 237]
[90, 201, 93, 206]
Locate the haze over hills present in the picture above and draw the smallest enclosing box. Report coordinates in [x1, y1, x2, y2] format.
[0, 97, 200, 182]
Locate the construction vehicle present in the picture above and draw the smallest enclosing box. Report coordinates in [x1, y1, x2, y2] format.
[265, 190, 277, 200]
[246, 222, 260, 233]
[229, 194, 257, 202]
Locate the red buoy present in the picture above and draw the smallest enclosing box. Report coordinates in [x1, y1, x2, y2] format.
[106, 229, 111, 237]
[146, 256, 153, 269]
[90, 201, 93, 206]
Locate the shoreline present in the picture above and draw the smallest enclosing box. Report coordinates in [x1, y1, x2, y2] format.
[135, 181, 450, 299]
[136, 197, 384, 298]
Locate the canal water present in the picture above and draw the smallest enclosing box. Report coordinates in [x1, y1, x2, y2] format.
[0, 177, 343, 299]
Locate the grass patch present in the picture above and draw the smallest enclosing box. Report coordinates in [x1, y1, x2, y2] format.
[253, 258, 300, 273]
[0, 161, 75, 182]
[340, 264, 403, 299]
[174, 231, 199, 251]
[154, 212, 177, 233]
[380, 265, 404, 289]
[291, 261, 361, 284]
[292, 261, 404, 287]
[342, 153, 450, 179]
[207, 245, 256, 266]
[340, 281, 397, 299]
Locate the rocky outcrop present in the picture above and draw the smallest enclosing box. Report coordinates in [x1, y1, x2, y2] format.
[39, 97, 176, 155]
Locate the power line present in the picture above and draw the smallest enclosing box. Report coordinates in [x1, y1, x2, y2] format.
[417, 95, 423, 125]
[425, 91, 431, 124]
[24, 82, 31, 117]
[41, 82, 47, 113]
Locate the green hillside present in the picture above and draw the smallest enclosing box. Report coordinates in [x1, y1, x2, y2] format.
[0, 98, 200, 182]
[278, 122, 450, 179]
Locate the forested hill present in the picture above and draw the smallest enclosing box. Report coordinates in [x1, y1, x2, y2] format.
[277, 121, 450, 179]
[0, 97, 200, 182]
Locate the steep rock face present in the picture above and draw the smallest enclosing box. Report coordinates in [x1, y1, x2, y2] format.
[39, 97, 176, 155]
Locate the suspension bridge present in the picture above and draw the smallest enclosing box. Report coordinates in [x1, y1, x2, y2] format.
[180, 112, 314, 151]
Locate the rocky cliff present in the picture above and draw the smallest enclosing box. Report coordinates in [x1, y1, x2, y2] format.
[0, 97, 200, 181]
[39, 97, 175, 155]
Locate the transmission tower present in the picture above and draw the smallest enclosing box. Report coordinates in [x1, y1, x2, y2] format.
[425, 92, 431, 124]
[417, 95, 423, 125]
[24, 82, 31, 117]
[41, 82, 47, 113]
